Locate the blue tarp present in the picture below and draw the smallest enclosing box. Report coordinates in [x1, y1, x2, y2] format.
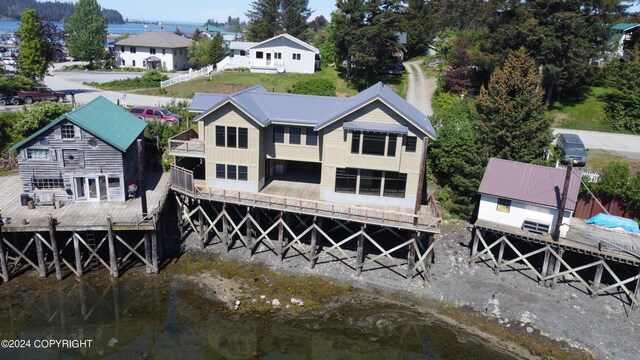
[586, 213, 640, 234]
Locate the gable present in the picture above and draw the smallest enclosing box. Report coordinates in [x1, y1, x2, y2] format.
[251, 36, 316, 53]
[339, 100, 420, 135]
[202, 102, 262, 129]
[249, 34, 319, 53]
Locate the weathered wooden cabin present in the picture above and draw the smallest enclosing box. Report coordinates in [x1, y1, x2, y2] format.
[10, 96, 147, 204]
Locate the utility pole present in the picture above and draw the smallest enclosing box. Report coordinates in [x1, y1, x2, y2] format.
[553, 163, 573, 241]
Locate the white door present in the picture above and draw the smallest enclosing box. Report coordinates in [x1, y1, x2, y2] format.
[73, 176, 101, 201]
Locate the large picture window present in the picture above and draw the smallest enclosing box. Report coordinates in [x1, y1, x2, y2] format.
[216, 126, 225, 147]
[289, 127, 301, 144]
[335, 168, 357, 193]
[383, 172, 407, 198]
[273, 126, 285, 143]
[362, 133, 386, 155]
[359, 170, 383, 195]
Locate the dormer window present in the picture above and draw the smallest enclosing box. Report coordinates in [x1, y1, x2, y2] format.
[61, 124, 75, 139]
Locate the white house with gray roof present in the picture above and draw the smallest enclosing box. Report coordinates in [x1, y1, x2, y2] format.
[115, 31, 192, 70]
[169, 82, 436, 210]
[216, 33, 319, 73]
[477, 158, 581, 238]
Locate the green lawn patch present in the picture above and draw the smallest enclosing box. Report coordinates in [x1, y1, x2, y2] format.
[545, 87, 620, 132]
[84, 70, 168, 91]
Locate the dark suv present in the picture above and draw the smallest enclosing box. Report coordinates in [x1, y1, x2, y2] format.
[130, 106, 182, 125]
[556, 133, 587, 167]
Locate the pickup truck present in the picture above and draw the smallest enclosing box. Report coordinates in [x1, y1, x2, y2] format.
[14, 87, 67, 104]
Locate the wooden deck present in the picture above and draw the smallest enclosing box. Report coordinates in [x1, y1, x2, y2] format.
[474, 219, 640, 266]
[181, 178, 441, 232]
[0, 172, 171, 232]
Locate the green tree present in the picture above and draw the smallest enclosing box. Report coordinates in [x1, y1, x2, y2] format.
[246, 0, 281, 41]
[605, 49, 640, 133]
[476, 48, 552, 163]
[594, 161, 631, 201]
[64, 0, 107, 67]
[280, 0, 312, 40]
[17, 8, 47, 80]
[403, 0, 431, 56]
[188, 34, 224, 68]
[429, 97, 488, 217]
[12, 102, 72, 139]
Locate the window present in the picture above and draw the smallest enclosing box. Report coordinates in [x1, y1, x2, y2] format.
[335, 168, 357, 194]
[130, 47, 136, 53]
[239, 50, 246, 56]
[497, 198, 511, 213]
[362, 133, 386, 156]
[216, 164, 225, 179]
[61, 124, 75, 139]
[292, 53, 301, 60]
[132, 60, 136, 66]
[227, 165, 237, 180]
[120, 46, 124, 52]
[273, 126, 285, 143]
[383, 172, 407, 198]
[142, 61, 147, 67]
[162, 48, 166, 55]
[227, 127, 237, 148]
[351, 133, 360, 154]
[256, 51, 264, 59]
[289, 127, 301, 144]
[274, 52, 282, 59]
[387, 135, 397, 157]
[27, 149, 49, 160]
[108, 177, 121, 188]
[359, 170, 383, 196]
[306, 129, 318, 146]
[145, 109, 154, 116]
[150, 48, 156, 54]
[216, 126, 225, 147]
[121, 60, 125, 66]
[238, 166, 248, 181]
[32, 178, 64, 190]
[405, 136, 417, 152]
[238, 128, 248, 149]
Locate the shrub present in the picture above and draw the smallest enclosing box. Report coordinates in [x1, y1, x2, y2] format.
[288, 78, 336, 96]
[84, 69, 168, 90]
[0, 75, 38, 95]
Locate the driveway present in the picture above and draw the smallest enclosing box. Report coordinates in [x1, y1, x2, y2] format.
[42, 62, 188, 107]
[403, 60, 436, 116]
[553, 128, 640, 154]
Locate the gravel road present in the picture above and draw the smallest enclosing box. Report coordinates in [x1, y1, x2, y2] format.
[403, 61, 436, 116]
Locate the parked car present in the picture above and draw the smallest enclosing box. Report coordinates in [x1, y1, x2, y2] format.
[0, 94, 20, 106]
[556, 133, 587, 167]
[1, 56, 15, 66]
[129, 106, 182, 125]
[14, 87, 67, 104]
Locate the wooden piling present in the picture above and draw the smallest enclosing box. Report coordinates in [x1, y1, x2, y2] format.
[223, 204, 230, 253]
[73, 233, 83, 277]
[246, 207, 253, 258]
[591, 261, 604, 299]
[494, 239, 506, 276]
[198, 204, 205, 250]
[0, 218, 9, 283]
[310, 216, 318, 269]
[539, 249, 550, 286]
[633, 268, 640, 310]
[278, 212, 284, 263]
[406, 232, 417, 280]
[550, 247, 564, 289]
[151, 231, 159, 274]
[107, 216, 118, 278]
[48, 216, 62, 281]
[144, 232, 152, 274]
[34, 234, 46, 278]
[356, 225, 365, 277]
[425, 233, 434, 282]
[469, 228, 479, 265]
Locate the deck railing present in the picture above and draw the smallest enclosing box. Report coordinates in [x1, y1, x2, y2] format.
[160, 65, 215, 88]
[168, 129, 205, 157]
[171, 165, 194, 194]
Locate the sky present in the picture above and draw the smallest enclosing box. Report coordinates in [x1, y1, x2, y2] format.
[57, 0, 336, 24]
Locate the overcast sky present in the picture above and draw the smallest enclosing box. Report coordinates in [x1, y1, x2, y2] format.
[55, 0, 335, 24]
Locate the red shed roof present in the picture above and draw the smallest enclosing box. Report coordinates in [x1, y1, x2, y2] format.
[478, 158, 581, 210]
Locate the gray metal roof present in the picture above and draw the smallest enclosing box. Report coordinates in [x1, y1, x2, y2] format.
[229, 41, 258, 50]
[116, 31, 192, 48]
[478, 158, 581, 210]
[343, 121, 408, 134]
[189, 83, 436, 139]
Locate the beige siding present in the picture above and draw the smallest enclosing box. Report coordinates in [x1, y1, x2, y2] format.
[202, 103, 261, 189]
[264, 125, 321, 162]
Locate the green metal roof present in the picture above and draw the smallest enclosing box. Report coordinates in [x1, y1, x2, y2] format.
[10, 96, 147, 153]
[611, 23, 640, 31]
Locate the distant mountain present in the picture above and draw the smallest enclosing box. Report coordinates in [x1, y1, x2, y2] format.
[0, 0, 124, 24]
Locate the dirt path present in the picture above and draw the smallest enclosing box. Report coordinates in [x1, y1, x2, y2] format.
[403, 60, 437, 116]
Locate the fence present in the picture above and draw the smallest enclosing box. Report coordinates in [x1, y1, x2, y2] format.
[160, 65, 215, 88]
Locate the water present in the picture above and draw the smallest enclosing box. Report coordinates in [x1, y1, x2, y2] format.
[0, 276, 516, 359]
[0, 20, 206, 35]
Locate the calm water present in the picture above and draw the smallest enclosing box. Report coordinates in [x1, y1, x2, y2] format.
[0, 20, 206, 35]
[0, 277, 517, 359]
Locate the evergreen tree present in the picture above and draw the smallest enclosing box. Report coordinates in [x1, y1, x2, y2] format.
[64, 0, 107, 67]
[246, 0, 281, 41]
[188, 33, 224, 68]
[17, 8, 47, 80]
[476, 48, 552, 163]
[605, 48, 640, 133]
[403, 0, 430, 56]
[280, 0, 312, 40]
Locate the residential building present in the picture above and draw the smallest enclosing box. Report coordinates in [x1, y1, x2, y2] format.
[477, 158, 581, 238]
[216, 33, 320, 73]
[169, 82, 436, 210]
[10, 97, 147, 204]
[611, 23, 640, 58]
[115, 31, 192, 70]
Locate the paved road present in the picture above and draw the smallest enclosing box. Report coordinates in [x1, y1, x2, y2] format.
[403, 60, 436, 116]
[41, 62, 188, 107]
[553, 128, 640, 154]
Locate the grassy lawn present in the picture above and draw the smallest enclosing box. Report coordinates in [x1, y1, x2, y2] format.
[142, 67, 359, 98]
[545, 87, 619, 132]
[0, 169, 17, 177]
[585, 149, 640, 174]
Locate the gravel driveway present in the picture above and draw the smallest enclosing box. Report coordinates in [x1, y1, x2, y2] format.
[403, 60, 436, 116]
